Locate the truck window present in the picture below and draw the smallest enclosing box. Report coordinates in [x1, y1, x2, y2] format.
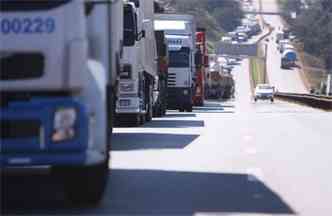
[169, 47, 190, 68]
[0, 0, 72, 11]
[123, 4, 137, 46]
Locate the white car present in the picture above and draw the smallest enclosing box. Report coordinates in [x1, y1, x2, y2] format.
[254, 84, 275, 102]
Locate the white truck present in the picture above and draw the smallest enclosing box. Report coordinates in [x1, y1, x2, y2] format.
[154, 14, 197, 112]
[0, 0, 126, 205]
[116, 0, 158, 126]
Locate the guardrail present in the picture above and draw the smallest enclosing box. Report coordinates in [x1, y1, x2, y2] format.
[275, 92, 332, 110]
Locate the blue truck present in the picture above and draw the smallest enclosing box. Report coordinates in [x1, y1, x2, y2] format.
[0, 0, 130, 205]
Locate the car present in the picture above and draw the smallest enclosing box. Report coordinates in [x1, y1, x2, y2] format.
[237, 35, 247, 43]
[254, 84, 275, 102]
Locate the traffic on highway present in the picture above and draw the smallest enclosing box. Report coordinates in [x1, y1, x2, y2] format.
[1, 0, 332, 215]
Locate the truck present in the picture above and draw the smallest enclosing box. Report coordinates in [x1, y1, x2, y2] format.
[193, 28, 208, 106]
[153, 30, 169, 117]
[155, 14, 198, 112]
[0, 0, 126, 205]
[281, 49, 297, 69]
[207, 71, 235, 99]
[276, 30, 284, 44]
[116, 0, 158, 126]
[278, 39, 291, 53]
[207, 57, 235, 99]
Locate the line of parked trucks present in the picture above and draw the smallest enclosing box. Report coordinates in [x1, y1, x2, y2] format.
[0, 0, 209, 205]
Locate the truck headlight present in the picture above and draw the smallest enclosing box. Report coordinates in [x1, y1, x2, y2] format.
[52, 108, 77, 142]
[183, 90, 189, 95]
[120, 82, 135, 92]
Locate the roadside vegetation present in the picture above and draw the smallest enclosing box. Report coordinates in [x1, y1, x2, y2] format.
[250, 56, 266, 90]
[278, 0, 332, 91]
[155, 0, 244, 50]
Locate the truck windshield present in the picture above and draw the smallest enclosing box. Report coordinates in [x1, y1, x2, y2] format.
[0, 0, 71, 11]
[169, 47, 190, 68]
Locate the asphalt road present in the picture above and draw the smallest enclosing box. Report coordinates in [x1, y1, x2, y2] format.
[2, 57, 332, 215]
[259, 0, 308, 93]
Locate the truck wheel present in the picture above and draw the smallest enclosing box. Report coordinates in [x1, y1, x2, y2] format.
[186, 105, 193, 112]
[139, 114, 146, 125]
[254, 97, 257, 102]
[56, 161, 108, 206]
[271, 98, 274, 103]
[146, 104, 152, 122]
[162, 106, 167, 116]
[145, 87, 153, 122]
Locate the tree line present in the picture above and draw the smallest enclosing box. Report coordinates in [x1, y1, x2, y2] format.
[155, 0, 243, 44]
[280, 0, 332, 69]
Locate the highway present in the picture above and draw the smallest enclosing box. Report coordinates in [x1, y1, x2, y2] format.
[2, 57, 332, 215]
[258, 0, 308, 93]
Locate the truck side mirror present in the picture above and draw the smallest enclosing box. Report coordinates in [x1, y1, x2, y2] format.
[129, 0, 140, 8]
[84, 2, 94, 16]
[123, 4, 137, 46]
[136, 30, 145, 41]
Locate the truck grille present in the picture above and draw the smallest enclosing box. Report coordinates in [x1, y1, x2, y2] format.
[168, 73, 176, 87]
[0, 53, 44, 81]
[0, 120, 41, 139]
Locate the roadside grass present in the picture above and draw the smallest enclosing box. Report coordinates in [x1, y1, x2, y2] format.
[249, 47, 266, 91]
[295, 43, 327, 90]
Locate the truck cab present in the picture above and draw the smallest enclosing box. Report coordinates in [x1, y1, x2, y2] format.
[116, 0, 157, 126]
[0, 0, 124, 205]
[155, 14, 197, 112]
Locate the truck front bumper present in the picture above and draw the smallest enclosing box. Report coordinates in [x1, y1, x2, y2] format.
[167, 87, 192, 109]
[0, 97, 90, 168]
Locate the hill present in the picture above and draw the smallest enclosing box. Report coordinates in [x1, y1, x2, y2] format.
[155, 0, 244, 50]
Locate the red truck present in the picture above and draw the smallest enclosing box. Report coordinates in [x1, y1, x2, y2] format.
[193, 28, 209, 106]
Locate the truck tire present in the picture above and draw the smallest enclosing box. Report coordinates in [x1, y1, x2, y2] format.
[153, 106, 162, 118]
[146, 103, 152, 122]
[139, 114, 146, 125]
[186, 105, 193, 112]
[132, 114, 141, 126]
[55, 160, 109, 206]
[146, 87, 153, 122]
[162, 106, 167, 116]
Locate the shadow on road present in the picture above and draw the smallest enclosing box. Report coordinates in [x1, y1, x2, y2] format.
[163, 113, 197, 118]
[112, 133, 199, 151]
[143, 120, 205, 128]
[193, 106, 235, 114]
[2, 169, 295, 215]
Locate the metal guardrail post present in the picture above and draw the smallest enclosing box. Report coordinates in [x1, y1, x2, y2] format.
[327, 73, 332, 96]
[264, 43, 268, 83]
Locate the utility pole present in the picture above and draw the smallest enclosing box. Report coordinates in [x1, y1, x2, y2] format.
[264, 43, 268, 83]
[327, 72, 332, 96]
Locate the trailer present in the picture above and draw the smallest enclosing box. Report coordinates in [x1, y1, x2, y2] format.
[116, 0, 158, 126]
[155, 14, 198, 112]
[281, 49, 297, 69]
[0, 0, 125, 205]
[153, 30, 169, 117]
[193, 28, 208, 106]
